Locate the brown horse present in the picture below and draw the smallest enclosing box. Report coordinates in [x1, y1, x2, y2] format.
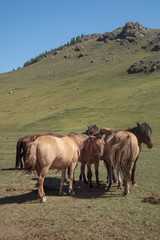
[15, 133, 63, 169]
[79, 124, 100, 179]
[23, 133, 89, 202]
[103, 131, 140, 196]
[82, 124, 100, 135]
[79, 134, 105, 189]
[103, 123, 153, 187]
[79, 127, 118, 185]
[127, 122, 153, 186]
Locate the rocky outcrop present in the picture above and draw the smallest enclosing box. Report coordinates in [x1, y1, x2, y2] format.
[141, 33, 160, 50]
[151, 43, 160, 52]
[127, 60, 160, 74]
[97, 22, 148, 44]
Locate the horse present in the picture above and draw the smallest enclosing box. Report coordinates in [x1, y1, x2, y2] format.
[103, 131, 140, 196]
[67, 125, 100, 181]
[15, 133, 63, 169]
[82, 124, 100, 135]
[79, 134, 105, 189]
[79, 124, 100, 182]
[127, 122, 153, 186]
[100, 128, 118, 183]
[23, 133, 89, 202]
[103, 122, 153, 187]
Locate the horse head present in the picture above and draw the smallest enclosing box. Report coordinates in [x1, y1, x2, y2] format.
[137, 122, 153, 149]
[92, 134, 105, 159]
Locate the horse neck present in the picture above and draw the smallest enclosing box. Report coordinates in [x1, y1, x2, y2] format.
[70, 135, 87, 150]
[127, 127, 143, 147]
[85, 138, 96, 157]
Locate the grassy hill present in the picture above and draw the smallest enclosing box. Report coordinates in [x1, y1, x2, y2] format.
[0, 22, 160, 240]
[0, 25, 160, 137]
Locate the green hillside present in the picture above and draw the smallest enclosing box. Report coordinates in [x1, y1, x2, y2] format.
[1, 24, 160, 138]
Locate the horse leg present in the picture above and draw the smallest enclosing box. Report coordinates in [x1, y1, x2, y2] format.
[87, 164, 93, 190]
[37, 166, 49, 203]
[117, 171, 122, 189]
[59, 168, 66, 195]
[80, 163, 88, 184]
[112, 167, 118, 183]
[95, 161, 100, 186]
[105, 161, 114, 185]
[106, 162, 112, 192]
[123, 179, 130, 196]
[131, 157, 138, 186]
[68, 166, 76, 182]
[69, 162, 77, 195]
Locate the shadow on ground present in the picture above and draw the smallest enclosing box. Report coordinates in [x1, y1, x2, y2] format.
[0, 175, 122, 205]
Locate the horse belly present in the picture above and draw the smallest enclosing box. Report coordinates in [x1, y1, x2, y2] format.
[50, 157, 70, 170]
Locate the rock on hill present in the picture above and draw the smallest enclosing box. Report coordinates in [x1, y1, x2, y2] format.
[97, 21, 148, 44]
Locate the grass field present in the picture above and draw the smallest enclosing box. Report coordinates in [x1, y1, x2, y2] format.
[0, 27, 160, 240]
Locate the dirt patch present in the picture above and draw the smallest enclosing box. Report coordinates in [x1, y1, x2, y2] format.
[142, 193, 160, 204]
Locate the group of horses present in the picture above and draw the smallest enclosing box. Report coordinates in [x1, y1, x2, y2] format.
[15, 123, 153, 203]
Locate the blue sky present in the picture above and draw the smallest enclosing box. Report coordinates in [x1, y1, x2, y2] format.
[0, 0, 160, 73]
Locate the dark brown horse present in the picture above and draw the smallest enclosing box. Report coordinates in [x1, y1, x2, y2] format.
[15, 133, 63, 169]
[23, 134, 89, 202]
[82, 124, 100, 135]
[127, 122, 153, 186]
[103, 131, 139, 196]
[79, 134, 105, 189]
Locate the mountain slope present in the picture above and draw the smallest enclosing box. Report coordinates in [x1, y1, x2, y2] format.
[0, 22, 160, 136]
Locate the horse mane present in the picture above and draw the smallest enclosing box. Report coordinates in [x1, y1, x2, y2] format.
[67, 133, 88, 150]
[127, 122, 152, 137]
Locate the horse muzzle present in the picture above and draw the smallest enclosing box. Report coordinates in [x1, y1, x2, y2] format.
[147, 143, 153, 149]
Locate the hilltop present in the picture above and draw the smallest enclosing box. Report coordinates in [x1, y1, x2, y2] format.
[0, 21, 160, 135]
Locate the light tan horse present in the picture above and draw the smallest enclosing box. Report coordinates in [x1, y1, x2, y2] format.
[23, 133, 88, 202]
[103, 131, 139, 196]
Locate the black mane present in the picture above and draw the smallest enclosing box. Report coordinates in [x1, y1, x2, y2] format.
[127, 122, 152, 136]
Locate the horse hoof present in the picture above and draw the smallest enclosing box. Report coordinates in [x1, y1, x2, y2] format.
[59, 192, 65, 196]
[122, 192, 128, 197]
[70, 191, 75, 196]
[106, 187, 110, 192]
[84, 181, 88, 185]
[41, 197, 46, 203]
[133, 183, 137, 187]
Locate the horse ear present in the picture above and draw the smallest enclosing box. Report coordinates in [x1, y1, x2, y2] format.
[137, 122, 140, 127]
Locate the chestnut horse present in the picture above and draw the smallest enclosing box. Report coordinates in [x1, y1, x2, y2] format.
[103, 131, 140, 196]
[15, 133, 63, 169]
[23, 133, 89, 202]
[79, 134, 105, 189]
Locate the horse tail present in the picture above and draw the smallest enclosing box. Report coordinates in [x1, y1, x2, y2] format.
[23, 142, 38, 174]
[110, 135, 135, 182]
[15, 138, 23, 168]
